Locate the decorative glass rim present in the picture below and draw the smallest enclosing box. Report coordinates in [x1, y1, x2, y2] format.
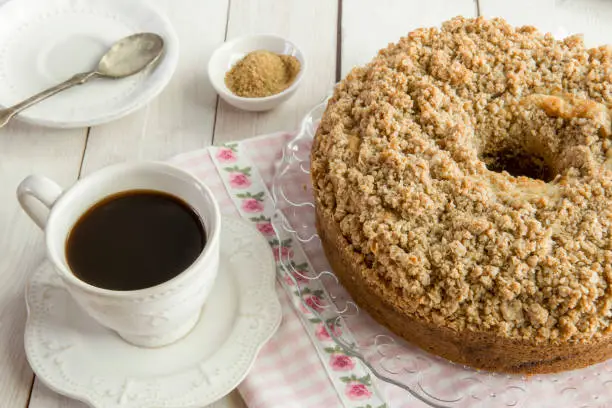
[268, 97, 612, 408]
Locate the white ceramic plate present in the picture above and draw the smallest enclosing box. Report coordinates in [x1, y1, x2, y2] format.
[24, 216, 281, 408]
[0, 0, 179, 128]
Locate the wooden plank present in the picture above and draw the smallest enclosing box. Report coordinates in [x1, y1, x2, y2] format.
[479, 0, 612, 47]
[27, 0, 233, 406]
[212, 0, 338, 144]
[0, 121, 86, 408]
[341, 0, 478, 77]
[478, 0, 555, 32]
[0, 0, 87, 400]
[80, 0, 229, 175]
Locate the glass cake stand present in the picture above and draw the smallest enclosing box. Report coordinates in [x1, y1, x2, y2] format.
[269, 98, 612, 408]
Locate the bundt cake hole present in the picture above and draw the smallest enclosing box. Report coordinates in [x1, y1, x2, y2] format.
[480, 148, 555, 182]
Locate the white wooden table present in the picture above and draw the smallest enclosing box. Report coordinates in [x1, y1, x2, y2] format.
[1, 1, 610, 407]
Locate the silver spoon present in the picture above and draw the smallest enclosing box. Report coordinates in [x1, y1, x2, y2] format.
[0, 32, 164, 128]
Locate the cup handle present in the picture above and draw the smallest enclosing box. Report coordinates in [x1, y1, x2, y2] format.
[17, 175, 63, 229]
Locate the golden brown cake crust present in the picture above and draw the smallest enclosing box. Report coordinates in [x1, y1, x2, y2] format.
[311, 16, 612, 373]
[316, 205, 612, 373]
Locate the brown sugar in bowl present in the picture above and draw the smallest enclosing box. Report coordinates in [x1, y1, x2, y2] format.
[208, 34, 306, 112]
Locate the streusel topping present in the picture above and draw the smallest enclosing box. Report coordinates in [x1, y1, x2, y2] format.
[312, 17, 612, 343]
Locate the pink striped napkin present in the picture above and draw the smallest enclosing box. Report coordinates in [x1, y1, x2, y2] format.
[170, 134, 346, 407]
[170, 133, 428, 408]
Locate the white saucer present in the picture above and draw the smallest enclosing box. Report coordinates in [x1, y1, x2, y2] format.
[25, 217, 281, 408]
[0, 0, 179, 128]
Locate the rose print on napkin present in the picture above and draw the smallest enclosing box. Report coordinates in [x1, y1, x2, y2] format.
[346, 383, 372, 400]
[269, 238, 294, 262]
[282, 261, 310, 286]
[331, 353, 356, 372]
[312, 319, 342, 341]
[324, 345, 355, 372]
[215, 143, 238, 163]
[224, 166, 252, 189]
[296, 288, 325, 314]
[331, 354, 355, 371]
[236, 192, 265, 213]
[229, 173, 250, 188]
[250, 215, 275, 236]
[340, 374, 373, 401]
[241, 198, 264, 213]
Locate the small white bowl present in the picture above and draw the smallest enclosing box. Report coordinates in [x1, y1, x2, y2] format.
[208, 34, 306, 112]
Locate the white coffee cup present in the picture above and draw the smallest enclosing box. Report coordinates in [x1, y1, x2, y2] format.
[17, 162, 221, 348]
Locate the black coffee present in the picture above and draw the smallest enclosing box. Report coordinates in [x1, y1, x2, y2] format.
[66, 190, 205, 291]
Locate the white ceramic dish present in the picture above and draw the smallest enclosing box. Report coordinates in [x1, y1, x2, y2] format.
[208, 34, 306, 112]
[25, 216, 281, 408]
[0, 0, 179, 128]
